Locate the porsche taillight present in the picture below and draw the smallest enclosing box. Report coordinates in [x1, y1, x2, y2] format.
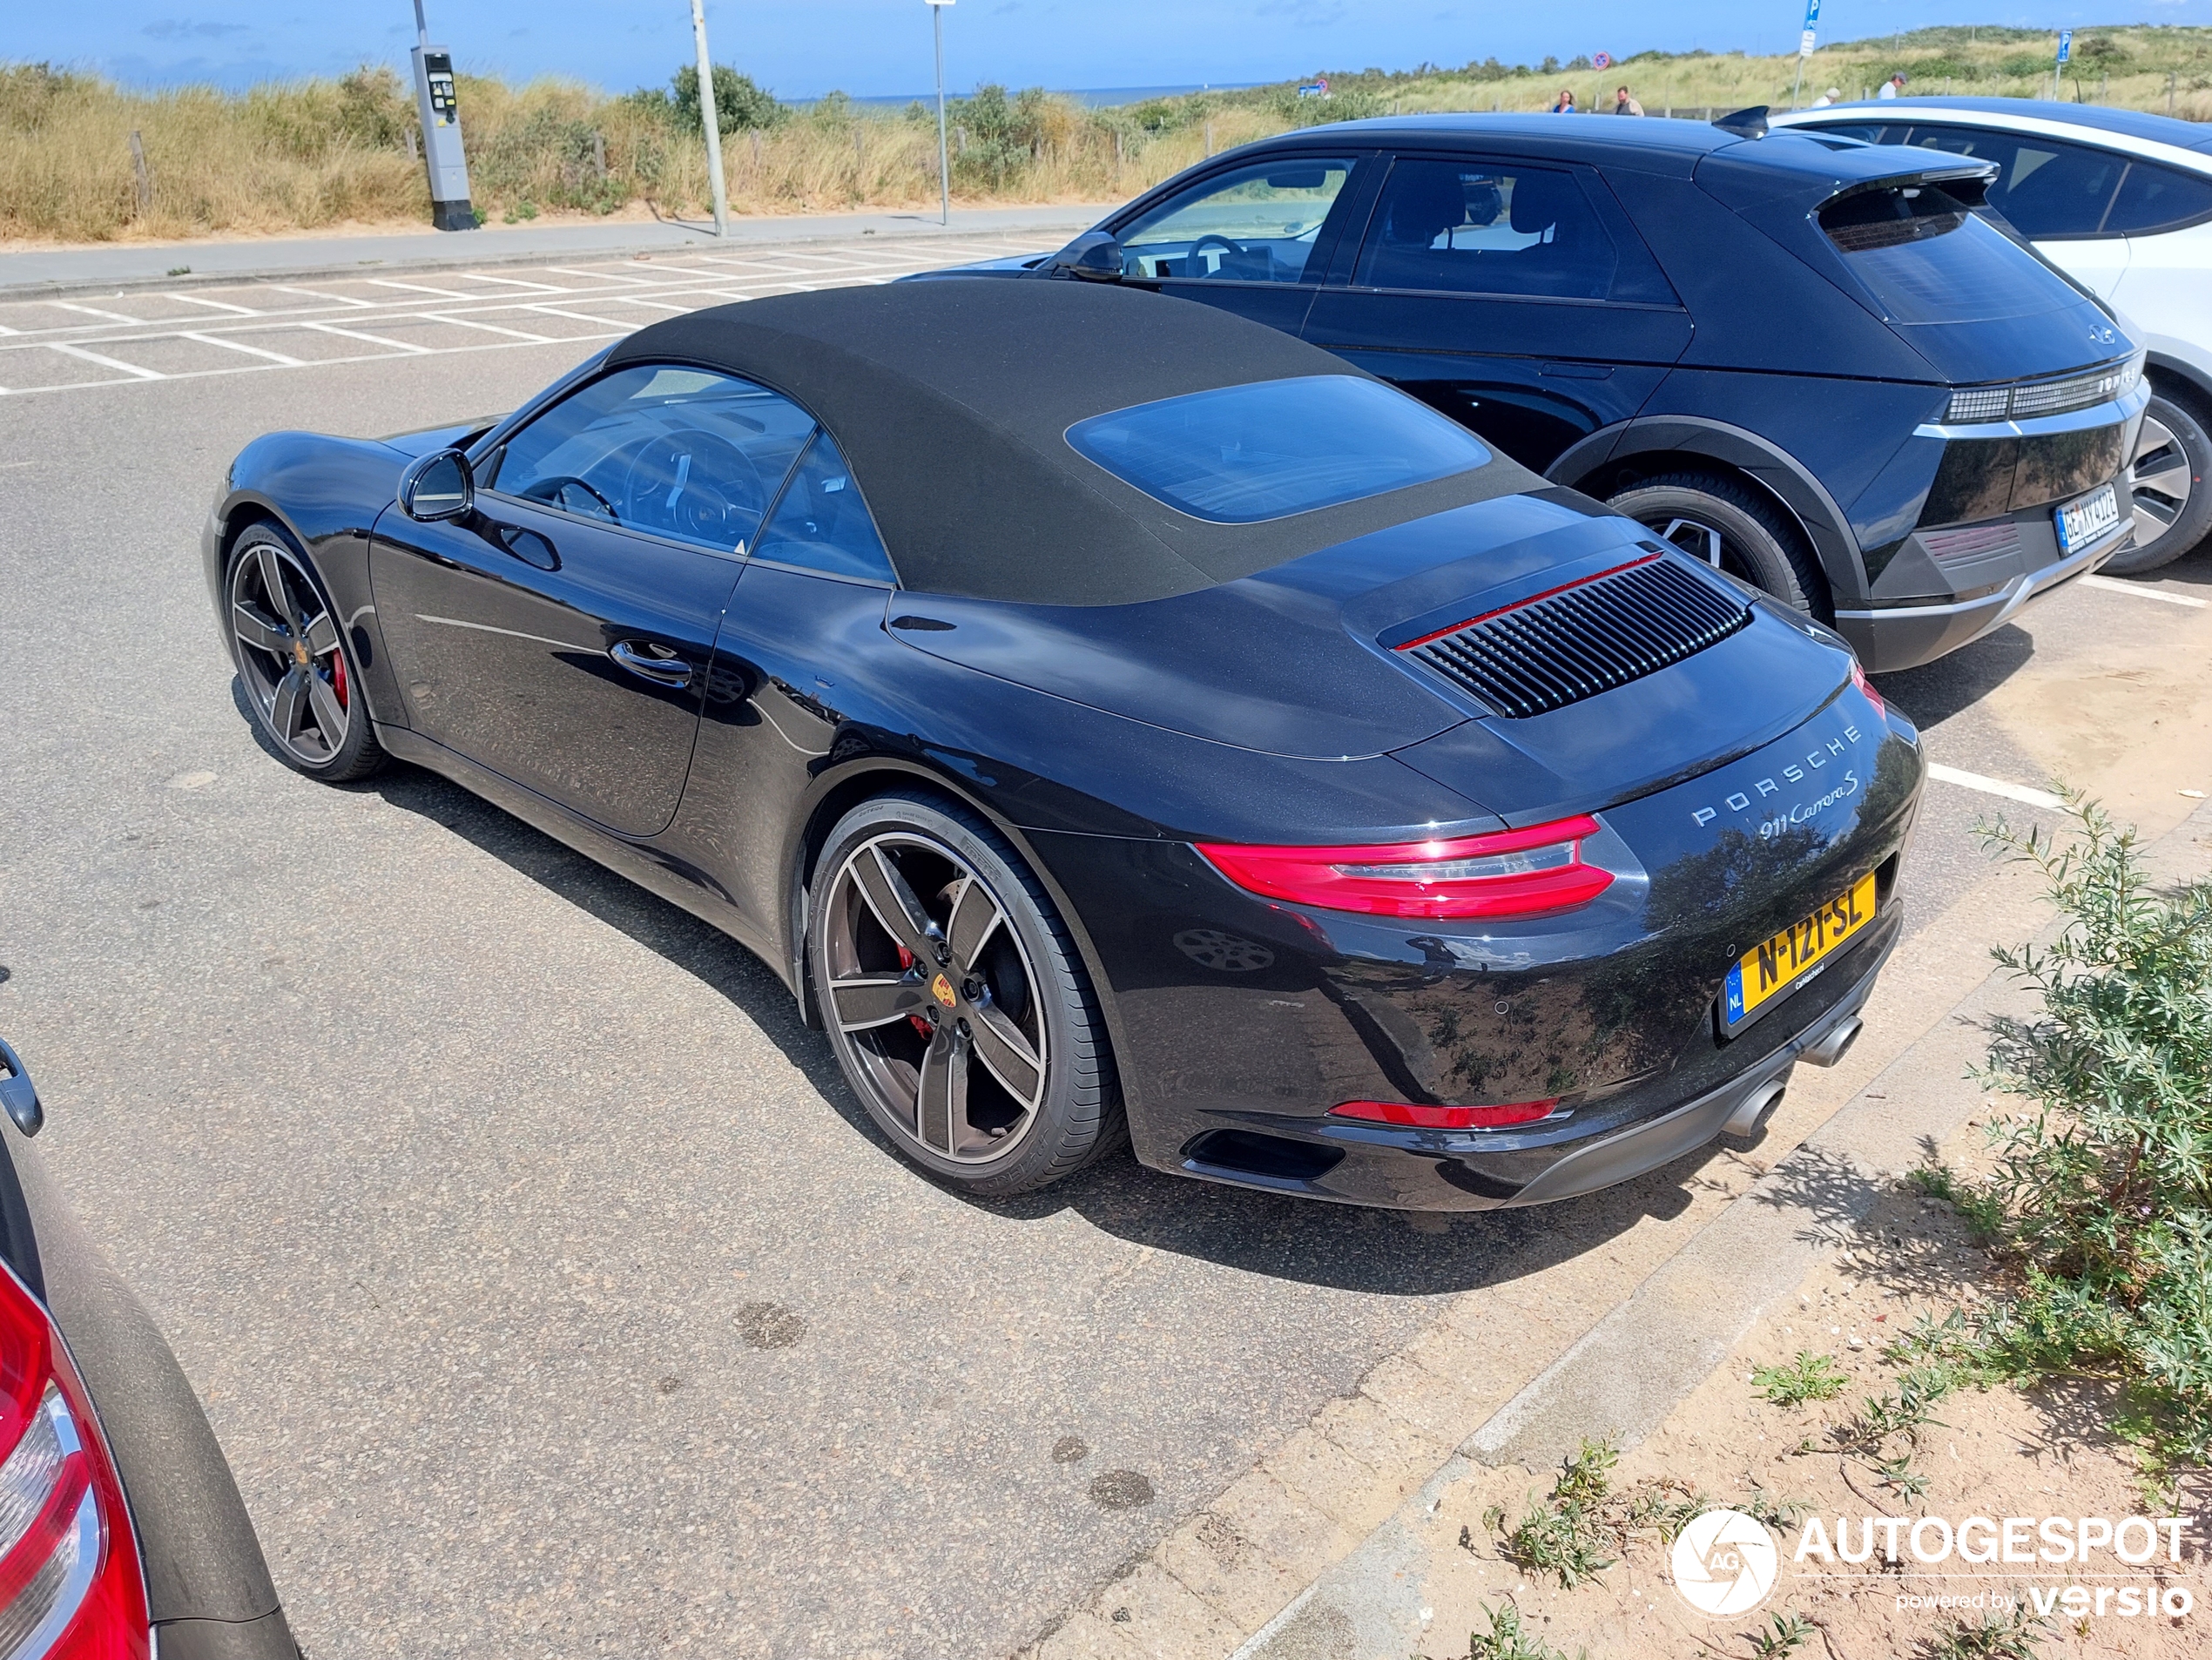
[1195, 815, 1613, 921]
[0, 1265, 149, 1660]
[1850, 658, 1885, 718]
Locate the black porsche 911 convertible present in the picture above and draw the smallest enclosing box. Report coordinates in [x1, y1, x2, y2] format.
[206, 279, 1922, 1211]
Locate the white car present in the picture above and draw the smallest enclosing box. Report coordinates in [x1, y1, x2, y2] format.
[1775, 98, 2212, 572]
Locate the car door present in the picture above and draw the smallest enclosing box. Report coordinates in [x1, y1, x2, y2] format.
[369, 363, 813, 838]
[1300, 152, 1692, 471]
[682, 425, 907, 935]
[1102, 150, 1379, 335]
[1895, 123, 2134, 299]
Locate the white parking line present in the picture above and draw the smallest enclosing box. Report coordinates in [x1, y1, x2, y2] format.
[181, 332, 303, 366]
[2080, 574, 2209, 608]
[298, 321, 429, 354]
[1925, 764, 2067, 809]
[49, 300, 143, 325]
[47, 342, 163, 379]
[421, 314, 554, 343]
[163, 293, 262, 315]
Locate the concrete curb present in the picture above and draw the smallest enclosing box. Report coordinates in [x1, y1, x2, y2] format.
[0, 207, 1100, 301]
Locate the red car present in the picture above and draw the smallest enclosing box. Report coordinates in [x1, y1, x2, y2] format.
[0, 1036, 296, 1660]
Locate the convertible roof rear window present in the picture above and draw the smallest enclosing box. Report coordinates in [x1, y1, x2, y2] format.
[1065, 375, 1492, 524]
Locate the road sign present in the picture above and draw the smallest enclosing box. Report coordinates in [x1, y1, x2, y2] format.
[1594, 51, 1612, 71]
[2058, 28, 2073, 64]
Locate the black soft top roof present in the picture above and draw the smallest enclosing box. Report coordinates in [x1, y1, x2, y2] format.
[604, 278, 1542, 605]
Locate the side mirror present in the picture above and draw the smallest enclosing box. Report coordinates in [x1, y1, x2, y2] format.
[397, 448, 474, 522]
[1047, 231, 1126, 282]
[0, 1036, 44, 1137]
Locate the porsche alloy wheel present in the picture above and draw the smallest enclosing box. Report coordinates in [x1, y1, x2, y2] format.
[226, 528, 385, 781]
[810, 795, 1120, 1195]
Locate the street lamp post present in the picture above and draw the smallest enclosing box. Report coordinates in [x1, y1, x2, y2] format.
[691, 0, 729, 237]
[927, 0, 953, 226]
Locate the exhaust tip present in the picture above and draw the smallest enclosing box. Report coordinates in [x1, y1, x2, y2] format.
[1723, 1077, 1788, 1139]
[1800, 1015, 1864, 1069]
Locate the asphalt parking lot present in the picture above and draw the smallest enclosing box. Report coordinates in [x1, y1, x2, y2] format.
[2, 235, 2209, 1658]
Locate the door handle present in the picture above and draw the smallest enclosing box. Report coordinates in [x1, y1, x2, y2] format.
[610, 639, 693, 688]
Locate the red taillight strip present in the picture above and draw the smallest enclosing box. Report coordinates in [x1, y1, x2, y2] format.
[1195, 815, 1613, 921]
[1394, 553, 1661, 651]
[1330, 1098, 1560, 1129]
[0, 1263, 150, 1660]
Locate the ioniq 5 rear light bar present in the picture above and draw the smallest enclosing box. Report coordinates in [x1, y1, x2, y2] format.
[1195, 815, 1613, 921]
[0, 1265, 149, 1660]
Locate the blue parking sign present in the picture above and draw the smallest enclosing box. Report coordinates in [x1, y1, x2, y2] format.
[2057, 29, 2073, 65]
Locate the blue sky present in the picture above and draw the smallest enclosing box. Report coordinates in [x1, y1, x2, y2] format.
[24, 3, 2212, 98]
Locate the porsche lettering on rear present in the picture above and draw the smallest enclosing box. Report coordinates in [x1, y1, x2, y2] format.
[1689, 723, 1866, 829]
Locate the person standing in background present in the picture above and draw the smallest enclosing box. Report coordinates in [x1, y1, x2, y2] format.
[1551, 87, 1577, 112]
[1878, 71, 1906, 98]
[1613, 84, 1644, 115]
[1811, 86, 1841, 106]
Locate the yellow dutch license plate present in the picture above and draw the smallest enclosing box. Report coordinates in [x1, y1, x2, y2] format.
[1723, 872, 1877, 1030]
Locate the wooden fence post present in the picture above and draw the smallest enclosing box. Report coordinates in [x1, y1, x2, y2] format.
[592, 131, 607, 180]
[1204, 120, 1214, 157]
[128, 130, 152, 216]
[406, 126, 418, 162]
[749, 129, 762, 167]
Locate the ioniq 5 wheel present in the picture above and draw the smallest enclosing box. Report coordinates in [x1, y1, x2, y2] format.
[1608, 471, 1829, 618]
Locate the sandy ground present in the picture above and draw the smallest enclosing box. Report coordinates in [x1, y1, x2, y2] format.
[1416, 1100, 2210, 1660]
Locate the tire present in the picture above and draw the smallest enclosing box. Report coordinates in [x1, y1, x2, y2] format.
[224, 524, 387, 783]
[2101, 387, 2212, 576]
[1607, 471, 1830, 618]
[807, 792, 1123, 1197]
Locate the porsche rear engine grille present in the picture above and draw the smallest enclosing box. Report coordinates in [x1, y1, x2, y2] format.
[1400, 556, 1751, 719]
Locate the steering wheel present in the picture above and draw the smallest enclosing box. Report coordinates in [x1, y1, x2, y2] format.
[1189, 233, 1247, 276]
[617, 429, 765, 548]
[519, 475, 619, 522]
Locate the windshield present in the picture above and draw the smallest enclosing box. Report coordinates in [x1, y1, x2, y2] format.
[1065, 375, 1493, 523]
[1818, 183, 2080, 325]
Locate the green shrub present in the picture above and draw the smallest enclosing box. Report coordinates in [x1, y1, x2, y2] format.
[669, 62, 783, 133]
[1948, 799, 2212, 1467]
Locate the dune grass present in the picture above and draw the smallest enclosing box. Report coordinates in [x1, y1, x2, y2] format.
[3, 24, 2209, 246]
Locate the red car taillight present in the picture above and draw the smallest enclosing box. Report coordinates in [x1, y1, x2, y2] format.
[1850, 658, 1885, 718]
[1196, 816, 1613, 921]
[0, 1266, 149, 1660]
[1330, 1098, 1560, 1130]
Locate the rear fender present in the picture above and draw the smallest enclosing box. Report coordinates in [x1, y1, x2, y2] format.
[1550, 415, 1869, 607]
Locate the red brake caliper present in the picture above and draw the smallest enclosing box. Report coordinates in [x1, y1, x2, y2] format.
[330, 642, 348, 709]
[897, 945, 932, 1038]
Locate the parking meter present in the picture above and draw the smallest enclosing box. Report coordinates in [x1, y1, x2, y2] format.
[409, 10, 475, 231]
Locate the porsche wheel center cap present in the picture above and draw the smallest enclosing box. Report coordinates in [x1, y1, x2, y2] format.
[929, 973, 957, 1009]
[293, 640, 310, 668]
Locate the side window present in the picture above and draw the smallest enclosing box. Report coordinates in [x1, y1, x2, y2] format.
[1353, 159, 1626, 301]
[1116, 158, 1354, 284]
[1906, 126, 2125, 239]
[2102, 160, 2212, 236]
[752, 430, 896, 584]
[1818, 122, 1898, 145]
[485, 363, 815, 553]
